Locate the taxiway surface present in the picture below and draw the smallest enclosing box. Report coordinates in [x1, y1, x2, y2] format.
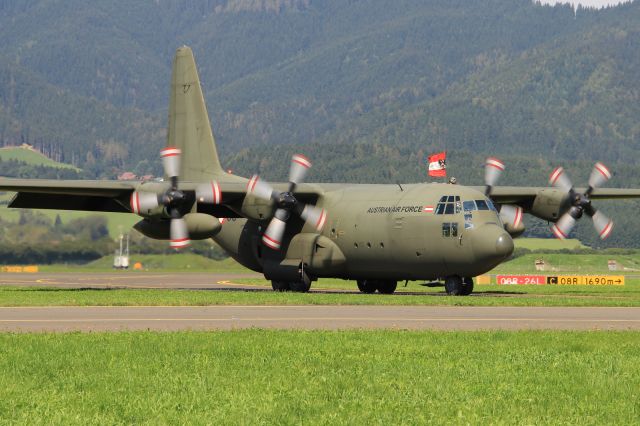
[1, 272, 639, 332]
[1, 305, 639, 332]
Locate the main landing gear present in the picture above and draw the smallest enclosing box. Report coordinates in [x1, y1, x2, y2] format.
[271, 276, 312, 292]
[357, 279, 398, 294]
[444, 275, 474, 296]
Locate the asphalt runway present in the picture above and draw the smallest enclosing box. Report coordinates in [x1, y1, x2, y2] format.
[0, 306, 639, 332]
[1, 272, 639, 332]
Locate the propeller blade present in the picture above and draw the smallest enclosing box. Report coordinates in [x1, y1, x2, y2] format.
[196, 181, 222, 204]
[262, 212, 287, 250]
[499, 204, 523, 229]
[160, 147, 181, 179]
[592, 210, 614, 240]
[551, 212, 576, 240]
[170, 218, 190, 249]
[300, 204, 327, 232]
[130, 191, 160, 215]
[484, 157, 505, 194]
[247, 175, 275, 201]
[588, 162, 612, 190]
[289, 154, 312, 187]
[549, 167, 573, 193]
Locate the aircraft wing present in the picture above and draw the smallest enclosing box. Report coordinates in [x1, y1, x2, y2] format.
[0, 178, 138, 213]
[0, 177, 324, 216]
[486, 186, 640, 206]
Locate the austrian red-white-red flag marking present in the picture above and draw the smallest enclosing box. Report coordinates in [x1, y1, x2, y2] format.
[427, 152, 447, 177]
[422, 206, 434, 213]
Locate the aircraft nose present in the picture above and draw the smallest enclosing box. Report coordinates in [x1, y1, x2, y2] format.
[471, 224, 514, 262]
[495, 232, 514, 258]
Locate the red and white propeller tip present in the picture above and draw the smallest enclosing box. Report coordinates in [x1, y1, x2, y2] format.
[262, 215, 287, 250]
[160, 146, 181, 179]
[289, 154, 312, 185]
[130, 191, 159, 215]
[589, 162, 612, 189]
[592, 210, 613, 240]
[549, 167, 573, 193]
[484, 157, 505, 188]
[196, 181, 222, 204]
[170, 218, 190, 249]
[300, 205, 327, 232]
[551, 213, 576, 240]
[499, 205, 523, 229]
[247, 175, 275, 201]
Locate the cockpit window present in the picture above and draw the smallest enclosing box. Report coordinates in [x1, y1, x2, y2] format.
[463, 201, 475, 212]
[463, 199, 499, 212]
[435, 195, 461, 215]
[475, 200, 489, 210]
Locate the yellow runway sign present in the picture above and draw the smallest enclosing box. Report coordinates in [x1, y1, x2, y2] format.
[495, 275, 625, 286]
[546, 275, 624, 286]
[0, 266, 39, 273]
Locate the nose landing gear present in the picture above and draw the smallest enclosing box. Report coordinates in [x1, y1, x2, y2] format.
[444, 275, 474, 296]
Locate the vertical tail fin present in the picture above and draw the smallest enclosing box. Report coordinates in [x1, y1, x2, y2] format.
[167, 46, 224, 181]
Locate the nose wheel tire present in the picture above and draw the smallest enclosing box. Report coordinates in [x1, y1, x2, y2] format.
[445, 276, 474, 296]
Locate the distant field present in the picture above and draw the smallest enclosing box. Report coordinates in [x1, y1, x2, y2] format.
[0, 147, 79, 170]
[514, 237, 586, 250]
[0, 330, 638, 424]
[492, 252, 640, 274]
[42, 254, 247, 273]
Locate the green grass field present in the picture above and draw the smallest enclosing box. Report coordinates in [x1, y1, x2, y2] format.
[0, 330, 638, 424]
[0, 146, 79, 170]
[514, 238, 586, 250]
[1, 275, 639, 307]
[41, 254, 245, 273]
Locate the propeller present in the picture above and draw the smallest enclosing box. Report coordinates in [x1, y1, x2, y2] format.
[247, 154, 327, 250]
[130, 146, 223, 249]
[482, 157, 524, 228]
[549, 162, 614, 240]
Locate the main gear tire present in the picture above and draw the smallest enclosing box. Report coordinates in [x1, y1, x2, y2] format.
[444, 275, 463, 296]
[289, 280, 311, 293]
[377, 280, 398, 294]
[357, 280, 377, 294]
[271, 281, 290, 292]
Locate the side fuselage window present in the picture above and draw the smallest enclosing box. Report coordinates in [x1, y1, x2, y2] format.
[442, 222, 458, 238]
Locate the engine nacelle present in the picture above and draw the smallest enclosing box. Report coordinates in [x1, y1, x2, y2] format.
[134, 213, 222, 240]
[529, 188, 568, 221]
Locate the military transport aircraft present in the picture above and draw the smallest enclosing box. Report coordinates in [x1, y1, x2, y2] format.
[2, 46, 640, 295]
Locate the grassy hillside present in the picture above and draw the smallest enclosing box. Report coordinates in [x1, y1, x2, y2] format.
[0, 147, 79, 169]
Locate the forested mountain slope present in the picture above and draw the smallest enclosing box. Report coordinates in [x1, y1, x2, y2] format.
[0, 0, 638, 173]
